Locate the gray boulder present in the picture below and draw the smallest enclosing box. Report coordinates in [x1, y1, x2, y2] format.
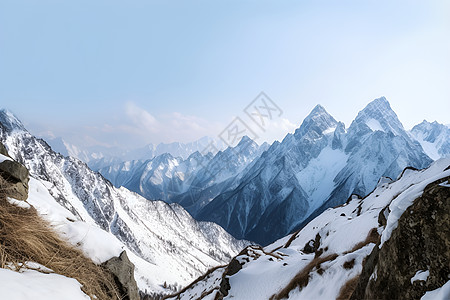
[102, 251, 139, 300]
[0, 160, 29, 183]
[0, 149, 29, 201]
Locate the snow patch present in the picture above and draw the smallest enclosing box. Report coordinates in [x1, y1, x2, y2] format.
[415, 138, 440, 161]
[296, 147, 348, 212]
[411, 270, 429, 284]
[421, 280, 450, 300]
[7, 197, 31, 209]
[0, 153, 12, 163]
[366, 118, 385, 132]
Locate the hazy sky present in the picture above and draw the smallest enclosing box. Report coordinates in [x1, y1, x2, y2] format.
[1, 0, 449, 148]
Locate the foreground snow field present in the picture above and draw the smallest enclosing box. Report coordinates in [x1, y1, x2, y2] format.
[0, 267, 90, 300]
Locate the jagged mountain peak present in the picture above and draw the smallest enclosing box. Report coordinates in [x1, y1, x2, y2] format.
[350, 96, 405, 136]
[410, 119, 450, 159]
[412, 119, 443, 131]
[307, 104, 333, 120]
[152, 152, 176, 163]
[235, 135, 257, 148]
[294, 104, 338, 138]
[0, 109, 26, 132]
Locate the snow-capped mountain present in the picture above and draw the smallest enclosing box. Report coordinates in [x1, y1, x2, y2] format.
[196, 97, 433, 245]
[0, 109, 248, 294]
[168, 158, 450, 300]
[410, 120, 450, 160]
[99, 136, 269, 216]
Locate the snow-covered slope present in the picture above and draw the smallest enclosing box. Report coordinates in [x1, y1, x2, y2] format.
[168, 158, 450, 300]
[0, 109, 248, 294]
[410, 120, 450, 160]
[196, 97, 432, 245]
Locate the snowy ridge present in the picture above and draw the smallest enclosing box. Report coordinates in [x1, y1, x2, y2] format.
[169, 158, 450, 300]
[0, 110, 249, 294]
[410, 120, 450, 160]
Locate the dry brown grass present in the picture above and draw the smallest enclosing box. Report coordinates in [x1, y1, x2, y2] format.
[284, 229, 301, 248]
[345, 228, 380, 254]
[343, 258, 355, 270]
[0, 177, 121, 299]
[269, 253, 338, 300]
[336, 276, 360, 300]
[163, 264, 226, 299]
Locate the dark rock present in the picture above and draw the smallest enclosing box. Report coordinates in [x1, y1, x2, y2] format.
[216, 247, 250, 299]
[378, 205, 390, 227]
[227, 257, 243, 276]
[303, 233, 321, 254]
[102, 251, 139, 300]
[0, 160, 29, 183]
[350, 176, 450, 300]
[349, 243, 380, 300]
[218, 257, 243, 298]
[0, 142, 9, 157]
[0, 158, 30, 200]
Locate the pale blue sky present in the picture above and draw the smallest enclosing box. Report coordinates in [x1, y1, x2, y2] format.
[1, 0, 449, 148]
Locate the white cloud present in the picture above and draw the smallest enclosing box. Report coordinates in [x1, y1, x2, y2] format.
[125, 102, 159, 133]
[118, 102, 299, 147]
[33, 102, 299, 150]
[249, 117, 299, 144]
[110, 102, 224, 145]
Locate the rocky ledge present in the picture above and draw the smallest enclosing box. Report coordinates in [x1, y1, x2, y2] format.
[351, 174, 450, 300]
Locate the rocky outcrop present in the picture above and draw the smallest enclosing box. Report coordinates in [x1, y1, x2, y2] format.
[103, 251, 139, 300]
[351, 176, 450, 300]
[0, 142, 9, 157]
[0, 142, 29, 200]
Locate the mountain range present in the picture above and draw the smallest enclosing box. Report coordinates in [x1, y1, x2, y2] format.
[45, 135, 227, 171]
[96, 97, 444, 245]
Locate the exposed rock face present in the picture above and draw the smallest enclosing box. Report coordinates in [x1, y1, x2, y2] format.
[102, 251, 139, 300]
[351, 176, 450, 300]
[0, 143, 29, 200]
[0, 159, 29, 183]
[0, 142, 9, 157]
[218, 255, 244, 298]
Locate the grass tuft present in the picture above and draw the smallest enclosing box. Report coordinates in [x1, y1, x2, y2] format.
[0, 176, 121, 299]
